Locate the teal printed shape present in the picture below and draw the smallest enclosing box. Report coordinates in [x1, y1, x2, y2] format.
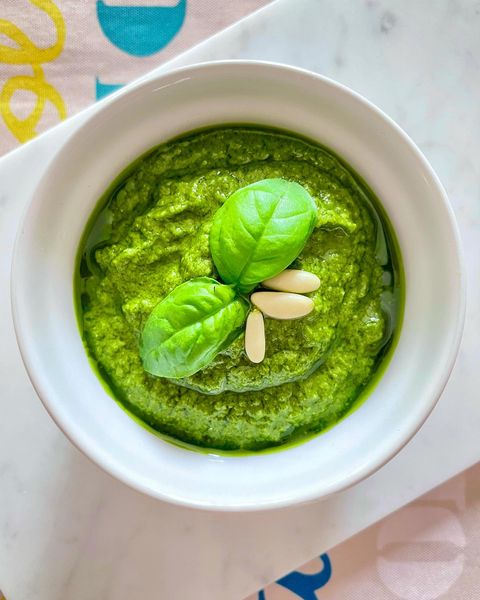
[258, 554, 332, 600]
[95, 77, 124, 100]
[96, 0, 187, 57]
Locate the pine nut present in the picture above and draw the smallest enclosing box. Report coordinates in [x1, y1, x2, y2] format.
[262, 269, 320, 293]
[245, 309, 266, 363]
[251, 292, 314, 320]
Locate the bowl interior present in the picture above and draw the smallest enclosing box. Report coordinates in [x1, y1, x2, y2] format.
[11, 62, 464, 509]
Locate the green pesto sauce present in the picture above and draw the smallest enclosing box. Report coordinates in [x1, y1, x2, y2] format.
[76, 126, 404, 452]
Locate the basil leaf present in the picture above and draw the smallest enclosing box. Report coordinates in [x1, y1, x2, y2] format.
[209, 178, 318, 293]
[140, 277, 248, 378]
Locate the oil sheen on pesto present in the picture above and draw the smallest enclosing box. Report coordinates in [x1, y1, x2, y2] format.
[76, 126, 403, 452]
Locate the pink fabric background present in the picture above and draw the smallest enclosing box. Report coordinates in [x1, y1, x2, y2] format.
[0, 0, 270, 155]
[249, 464, 480, 599]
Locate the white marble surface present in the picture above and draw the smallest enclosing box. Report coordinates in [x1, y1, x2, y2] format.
[1, 0, 479, 598]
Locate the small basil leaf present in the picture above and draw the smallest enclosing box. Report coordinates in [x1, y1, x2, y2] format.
[209, 178, 318, 293]
[140, 277, 249, 378]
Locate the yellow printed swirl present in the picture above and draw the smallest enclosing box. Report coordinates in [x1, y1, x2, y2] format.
[0, 0, 66, 143]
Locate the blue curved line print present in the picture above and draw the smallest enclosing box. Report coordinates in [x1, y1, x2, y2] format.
[95, 77, 124, 100]
[96, 0, 187, 57]
[258, 554, 332, 600]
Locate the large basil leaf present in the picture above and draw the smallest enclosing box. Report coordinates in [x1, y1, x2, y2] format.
[140, 277, 248, 378]
[209, 179, 318, 293]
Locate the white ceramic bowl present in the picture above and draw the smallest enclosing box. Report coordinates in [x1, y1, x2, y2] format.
[11, 61, 465, 510]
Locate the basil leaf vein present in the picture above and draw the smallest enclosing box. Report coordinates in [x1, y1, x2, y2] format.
[209, 178, 318, 293]
[140, 277, 249, 378]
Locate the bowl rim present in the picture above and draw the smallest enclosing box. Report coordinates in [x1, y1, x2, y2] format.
[10, 59, 467, 511]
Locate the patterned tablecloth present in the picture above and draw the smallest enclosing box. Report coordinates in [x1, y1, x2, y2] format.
[1, 3, 478, 599]
[249, 464, 480, 599]
[0, 0, 269, 154]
